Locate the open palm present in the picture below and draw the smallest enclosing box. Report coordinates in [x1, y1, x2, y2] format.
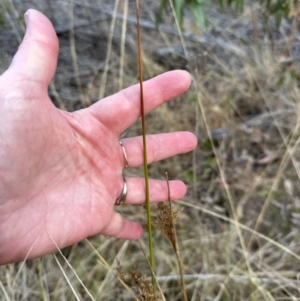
[0, 10, 197, 265]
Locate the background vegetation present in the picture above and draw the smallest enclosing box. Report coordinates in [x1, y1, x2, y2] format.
[158, 0, 299, 28]
[2, 0, 300, 300]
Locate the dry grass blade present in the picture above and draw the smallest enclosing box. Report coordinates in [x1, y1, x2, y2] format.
[98, 240, 129, 294]
[50, 237, 96, 301]
[0, 282, 10, 301]
[69, 0, 91, 107]
[167, 0, 260, 292]
[85, 239, 139, 301]
[118, 0, 128, 90]
[98, 0, 119, 99]
[52, 254, 81, 301]
[179, 200, 300, 261]
[247, 69, 300, 246]
[0, 0, 22, 42]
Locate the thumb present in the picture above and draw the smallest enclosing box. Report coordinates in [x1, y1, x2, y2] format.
[8, 9, 59, 86]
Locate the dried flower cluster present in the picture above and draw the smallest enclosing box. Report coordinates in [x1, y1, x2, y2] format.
[116, 263, 163, 301]
[151, 202, 182, 250]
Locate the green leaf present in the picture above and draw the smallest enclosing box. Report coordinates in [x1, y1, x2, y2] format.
[275, 8, 283, 28]
[155, 0, 169, 27]
[158, 0, 297, 31]
[217, 0, 224, 10]
[235, 0, 243, 11]
[174, 0, 185, 28]
[187, 0, 209, 28]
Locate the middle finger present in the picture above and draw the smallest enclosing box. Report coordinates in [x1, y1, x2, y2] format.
[119, 131, 197, 168]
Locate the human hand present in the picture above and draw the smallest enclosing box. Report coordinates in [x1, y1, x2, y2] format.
[0, 9, 197, 265]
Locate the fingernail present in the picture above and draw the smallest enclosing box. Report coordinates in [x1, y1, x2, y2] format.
[24, 10, 30, 25]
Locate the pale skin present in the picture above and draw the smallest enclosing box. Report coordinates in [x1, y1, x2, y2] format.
[0, 9, 197, 265]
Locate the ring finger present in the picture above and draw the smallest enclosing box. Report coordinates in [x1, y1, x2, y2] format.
[116, 177, 187, 205]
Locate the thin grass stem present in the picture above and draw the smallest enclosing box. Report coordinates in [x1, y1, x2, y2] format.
[135, 0, 155, 291]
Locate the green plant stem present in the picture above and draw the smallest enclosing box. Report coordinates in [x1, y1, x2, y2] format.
[135, 0, 156, 292]
[165, 173, 188, 301]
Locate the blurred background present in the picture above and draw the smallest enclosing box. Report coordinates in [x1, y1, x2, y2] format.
[2, 0, 300, 300]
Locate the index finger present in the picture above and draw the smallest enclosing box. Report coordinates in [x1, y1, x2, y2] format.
[88, 70, 191, 134]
